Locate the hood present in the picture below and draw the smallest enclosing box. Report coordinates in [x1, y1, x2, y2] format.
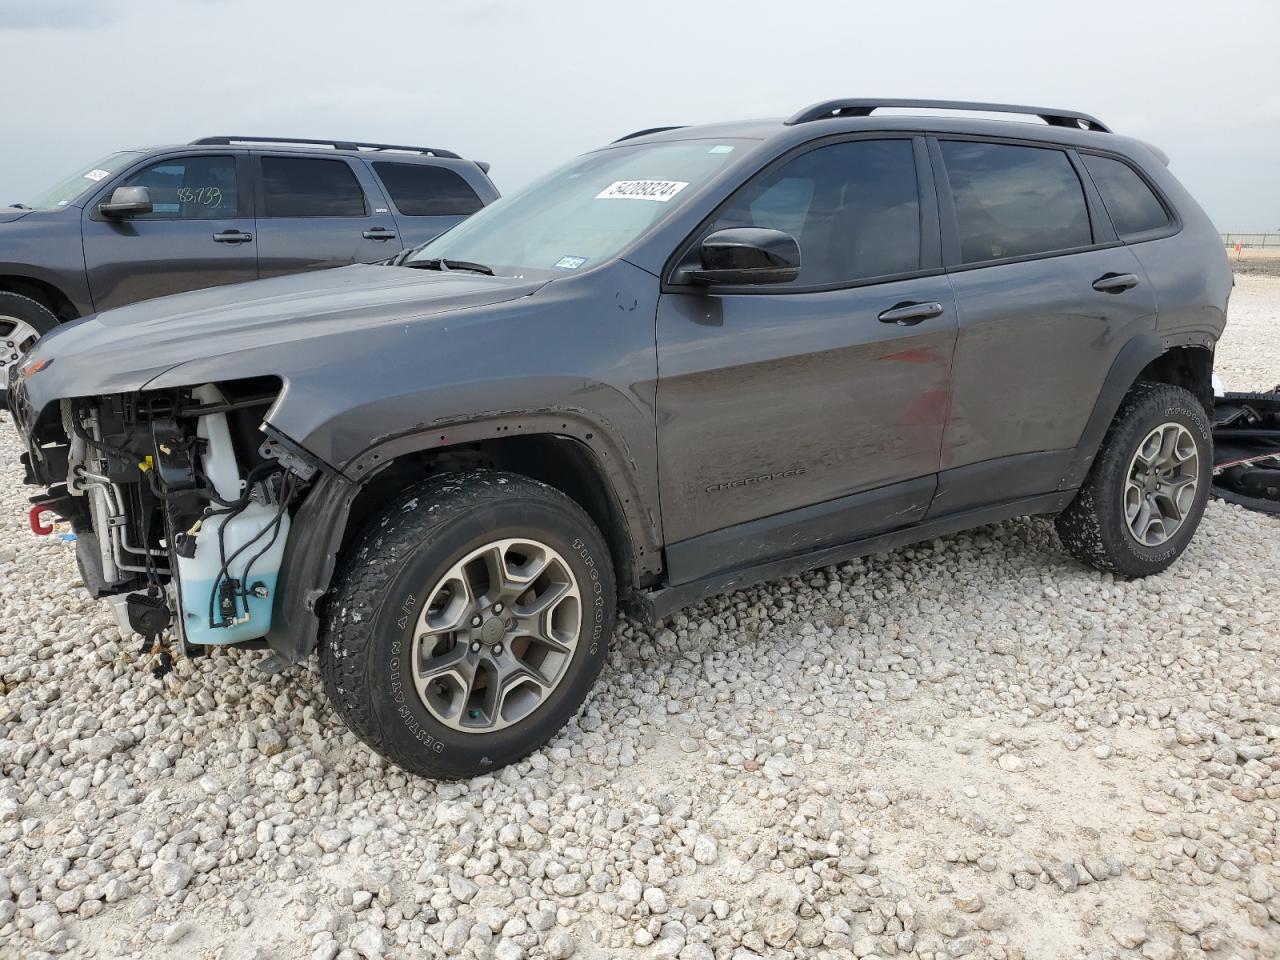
[19, 263, 548, 413]
[0, 208, 34, 224]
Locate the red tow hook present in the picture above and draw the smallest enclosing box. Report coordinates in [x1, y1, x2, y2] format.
[29, 505, 54, 536]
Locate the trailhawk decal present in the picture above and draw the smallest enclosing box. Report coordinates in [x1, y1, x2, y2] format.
[595, 180, 688, 202]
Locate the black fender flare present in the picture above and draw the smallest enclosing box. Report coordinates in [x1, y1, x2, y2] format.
[1058, 331, 1215, 490]
[265, 410, 662, 664]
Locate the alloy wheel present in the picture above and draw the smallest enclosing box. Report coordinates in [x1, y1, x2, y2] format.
[0, 315, 41, 385]
[1124, 421, 1200, 547]
[411, 537, 581, 733]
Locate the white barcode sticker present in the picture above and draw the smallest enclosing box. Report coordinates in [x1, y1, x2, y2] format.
[595, 180, 688, 202]
[84, 169, 111, 182]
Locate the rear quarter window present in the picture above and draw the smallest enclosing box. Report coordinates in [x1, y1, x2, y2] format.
[372, 162, 484, 216]
[1081, 154, 1170, 239]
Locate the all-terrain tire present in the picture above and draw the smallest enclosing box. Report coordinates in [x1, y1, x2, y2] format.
[319, 470, 616, 779]
[1055, 382, 1212, 577]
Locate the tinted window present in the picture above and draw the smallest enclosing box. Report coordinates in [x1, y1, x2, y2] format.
[1082, 154, 1169, 239]
[119, 155, 238, 220]
[373, 162, 484, 216]
[941, 141, 1091, 263]
[261, 157, 366, 217]
[709, 139, 920, 286]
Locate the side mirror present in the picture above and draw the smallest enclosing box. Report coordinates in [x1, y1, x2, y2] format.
[680, 227, 801, 285]
[98, 185, 152, 219]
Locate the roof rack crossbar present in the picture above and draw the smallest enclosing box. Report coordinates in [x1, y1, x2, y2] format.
[191, 136, 463, 159]
[612, 126, 687, 143]
[784, 99, 1110, 133]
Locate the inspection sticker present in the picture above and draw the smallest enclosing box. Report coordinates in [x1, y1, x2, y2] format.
[595, 180, 688, 202]
[83, 169, 111, 182]
[554, 255, 588, 270]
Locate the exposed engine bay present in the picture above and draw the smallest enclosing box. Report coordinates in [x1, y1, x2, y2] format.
[22, 377, 308, 664]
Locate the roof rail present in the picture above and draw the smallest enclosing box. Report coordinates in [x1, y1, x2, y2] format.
[784, 99, 1111, 133]
[612, 126, 687, 143]
[191, 136, 463, 159]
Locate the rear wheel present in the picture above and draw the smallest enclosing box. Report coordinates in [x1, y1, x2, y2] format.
[1055, 382, 1212, 577]
[0, 291, 57, 387]
[320, 471, 616, 779]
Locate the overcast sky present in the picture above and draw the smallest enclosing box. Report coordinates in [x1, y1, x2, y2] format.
[2, 0, 1277, 229]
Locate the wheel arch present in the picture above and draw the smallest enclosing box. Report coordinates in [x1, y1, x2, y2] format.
[266, 418, 662, 665]
[0, 273, 80, 323]
[1059, 333, 1216, 490]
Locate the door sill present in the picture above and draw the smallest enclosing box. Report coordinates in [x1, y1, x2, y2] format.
[629, 490, 1075, 624]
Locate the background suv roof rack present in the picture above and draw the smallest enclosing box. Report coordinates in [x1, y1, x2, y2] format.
[784, 99, 1111, 133]
[191, 136, 463, 159]
[613, 126, 687, 143]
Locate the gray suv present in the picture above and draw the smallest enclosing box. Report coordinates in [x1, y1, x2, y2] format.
[9, 99, 1231, 779]
[1, 135, 498, 386]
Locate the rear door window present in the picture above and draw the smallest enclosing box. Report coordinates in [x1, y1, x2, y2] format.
[940, 141, 1091, 263]
[1081, 154, 1170, 239]
[372, 162, 484, 216]
[260, 156, 366, 217]
[118, 155, 239, 220]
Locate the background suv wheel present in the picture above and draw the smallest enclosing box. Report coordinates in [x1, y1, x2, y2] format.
[0, 291, 57, 389]
[1056, 382, 1212, 577]
[320, 471, 615, 779]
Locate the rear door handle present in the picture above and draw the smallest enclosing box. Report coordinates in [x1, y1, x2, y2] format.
[212, 230, 253, 244]
[878, 301, 944, 325]
[363, 227, 397, 241]
[1092, 272, 1139, 293]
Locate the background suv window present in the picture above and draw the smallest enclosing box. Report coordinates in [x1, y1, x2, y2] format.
[941, 141, 1091, 263]
[261, 156, 366, 217]
[372, 162, 483, 216]
[708, 139, 920, 287]
[1082, 154, 1170, 239]
[118, 155, 238, 220]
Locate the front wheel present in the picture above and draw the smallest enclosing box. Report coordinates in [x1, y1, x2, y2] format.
[320, 471, 616, 779]
[1056, 382, 1212, 577]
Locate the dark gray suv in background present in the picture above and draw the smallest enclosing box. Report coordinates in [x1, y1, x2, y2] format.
[9, 99, 1231, 780]
[1, 135, 498, 384]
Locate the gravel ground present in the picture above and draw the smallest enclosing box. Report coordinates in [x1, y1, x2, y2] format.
[1, 275, 1278, 960]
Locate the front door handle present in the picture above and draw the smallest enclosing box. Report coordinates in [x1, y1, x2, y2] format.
[212, 229, 253, 244]
[1092, 272, 1139, 293]
[878, 301, 944, 325]
[363, 227, 397, 241]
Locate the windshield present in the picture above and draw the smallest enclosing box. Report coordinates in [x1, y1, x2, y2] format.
[408, 139, 752, 276]
[17, 151, 142, 211]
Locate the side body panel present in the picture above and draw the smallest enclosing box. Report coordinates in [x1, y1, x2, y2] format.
[939, 247, 1158, 467]
[0, 210, 94, 316]
[928, 133, 1161, 515]
[384, 211, 467, 251]
[656, 278, 957, 581]
[81, 152, 258, 311]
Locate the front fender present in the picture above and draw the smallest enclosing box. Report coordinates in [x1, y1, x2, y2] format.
[265, 410, 662, 665]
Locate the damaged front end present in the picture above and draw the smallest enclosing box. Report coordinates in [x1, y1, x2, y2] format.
[19, 376, 317, 658]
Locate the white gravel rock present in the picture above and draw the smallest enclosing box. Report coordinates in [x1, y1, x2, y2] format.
[151, 861, 193, 896]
